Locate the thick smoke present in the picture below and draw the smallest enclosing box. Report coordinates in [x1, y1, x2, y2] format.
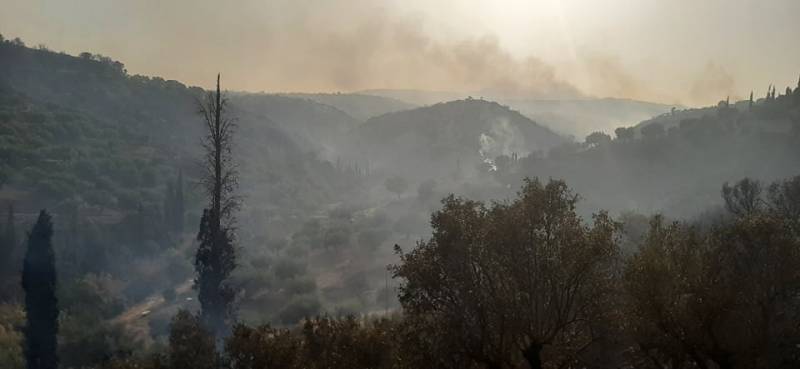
[0, 0, 582, 98]
[259, 13, 583, 98]
[2, 0, 795, 105]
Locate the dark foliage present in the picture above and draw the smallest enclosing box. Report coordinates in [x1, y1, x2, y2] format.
[0, 204, 19, 299]
[393, 178, 619, 369]
[168, 310, 216, 369]
[21, 210, 58, 369]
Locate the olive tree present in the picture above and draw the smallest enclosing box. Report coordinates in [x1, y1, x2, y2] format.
[394, 178, 619, 369]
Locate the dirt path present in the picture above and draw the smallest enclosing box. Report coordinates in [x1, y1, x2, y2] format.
[111, 279, 194, 341]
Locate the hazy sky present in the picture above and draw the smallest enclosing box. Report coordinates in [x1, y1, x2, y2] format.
[2, 0, 799, 106]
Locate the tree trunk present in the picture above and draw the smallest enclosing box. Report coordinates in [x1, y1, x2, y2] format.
[522, 343, 543, 369]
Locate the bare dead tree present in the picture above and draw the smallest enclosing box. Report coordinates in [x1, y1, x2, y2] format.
[195, 74, 239, 340]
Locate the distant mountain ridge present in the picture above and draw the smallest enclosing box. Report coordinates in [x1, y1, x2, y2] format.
[284, 93, 415, 121]
[498, 97, 675, 138]
[357, 89, 675, 137]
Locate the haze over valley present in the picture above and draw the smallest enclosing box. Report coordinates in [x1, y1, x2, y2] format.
[1, 2, 800, 369]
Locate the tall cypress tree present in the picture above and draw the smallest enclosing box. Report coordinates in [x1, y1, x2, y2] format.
[195, 74, 238, 339]
[22, 210, 58, 369]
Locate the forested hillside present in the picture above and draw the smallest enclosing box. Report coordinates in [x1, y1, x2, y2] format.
[465, 89, 800, 217]
[0, 39, 383, 359]
[353, 98, 566, 177]
[0, 39, 357, 213]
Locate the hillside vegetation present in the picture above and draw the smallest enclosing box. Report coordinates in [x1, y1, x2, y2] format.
[353, 98, 565, 177]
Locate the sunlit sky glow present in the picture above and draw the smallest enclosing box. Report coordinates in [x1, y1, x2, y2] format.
[1, 0, 799, 106]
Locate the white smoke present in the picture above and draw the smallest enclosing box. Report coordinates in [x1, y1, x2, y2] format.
[478, 117, 529, 171]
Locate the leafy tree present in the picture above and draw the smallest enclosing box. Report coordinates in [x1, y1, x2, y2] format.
[301, 315, 394, 369]
[384, 176, 408, 200]
[21, 210, 58, 369]
[614, 126, 635, 141]
[168, 310, 217, 369]
[195, 75, 239, 339]
[0, 304, 24, 369]
[623, 212, 800, 369]
[57, 274, 132, 369]
[585, 131, 612, 147]
[766, 175, 800, 231]
[225, 324, 302, 369]
[394, 178, 618, 369]
[722, 177, 763, 217]
[640, 123, 665, 139]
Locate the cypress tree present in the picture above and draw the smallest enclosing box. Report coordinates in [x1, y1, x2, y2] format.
[195, 75, 238, 339]
[22, 210, 59, 369]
